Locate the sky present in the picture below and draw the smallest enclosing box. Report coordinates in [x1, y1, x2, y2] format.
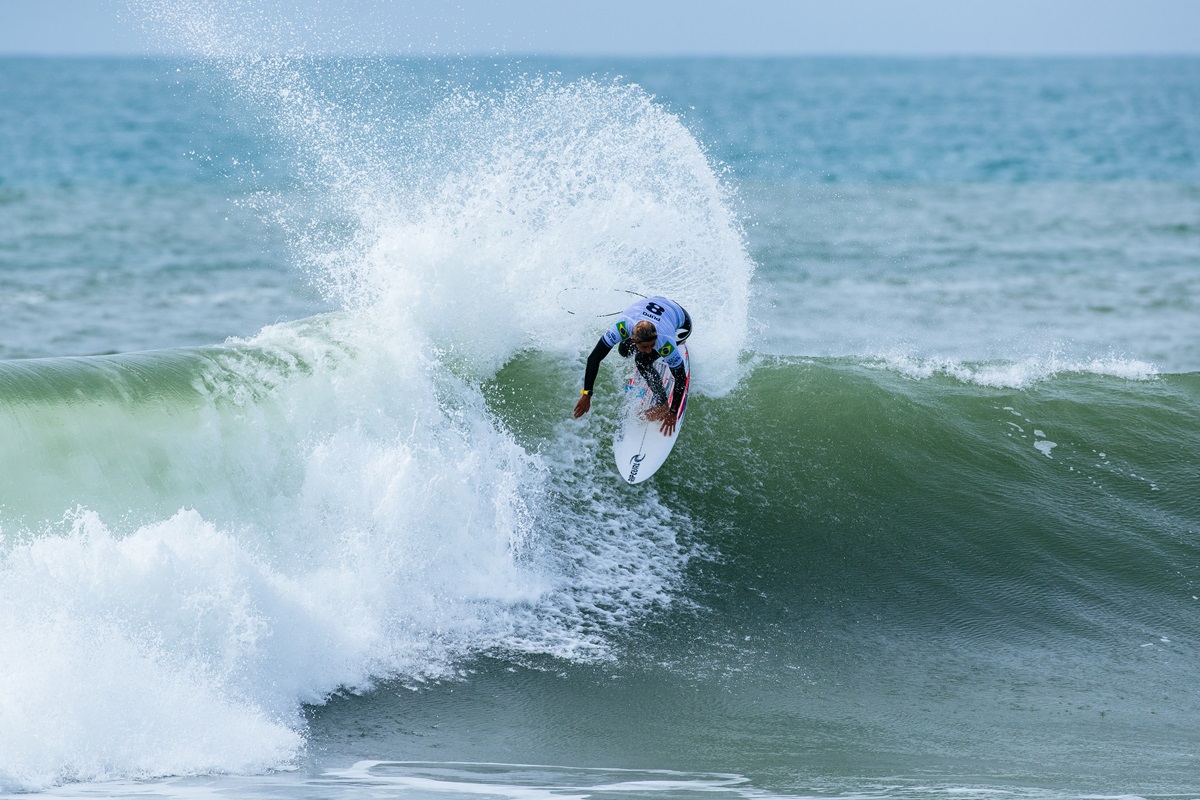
[2, 0, 1199, 57]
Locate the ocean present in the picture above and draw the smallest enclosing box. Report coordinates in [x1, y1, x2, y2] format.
[2, 10, 1199, 800]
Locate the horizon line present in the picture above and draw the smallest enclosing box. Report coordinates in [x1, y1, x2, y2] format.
[3, 49, 1200, 59]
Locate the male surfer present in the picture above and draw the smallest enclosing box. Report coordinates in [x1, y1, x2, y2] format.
[573, 295, 692, 436]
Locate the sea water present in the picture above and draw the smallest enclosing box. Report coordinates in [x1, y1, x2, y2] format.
[2, 7, 1199, 800]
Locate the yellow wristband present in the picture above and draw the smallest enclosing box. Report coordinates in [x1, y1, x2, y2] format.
[580, 389, 591, 396]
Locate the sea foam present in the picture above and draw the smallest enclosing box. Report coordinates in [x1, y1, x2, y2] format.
[873, 351, 1160, 389]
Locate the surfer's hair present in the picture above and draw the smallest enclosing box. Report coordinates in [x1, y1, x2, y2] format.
[631, 321, 657, 343]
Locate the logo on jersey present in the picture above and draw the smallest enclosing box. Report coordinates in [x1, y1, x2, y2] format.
[616, 321, 630, 340]
[658, 342, 675, 358]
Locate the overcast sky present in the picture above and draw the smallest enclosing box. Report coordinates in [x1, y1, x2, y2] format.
[3, 0, 1199, 57]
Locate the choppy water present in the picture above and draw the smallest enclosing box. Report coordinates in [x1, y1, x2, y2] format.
[2, 6, 1199, 799]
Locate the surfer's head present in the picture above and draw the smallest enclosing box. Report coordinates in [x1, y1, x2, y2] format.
[631, 321, 657, 354]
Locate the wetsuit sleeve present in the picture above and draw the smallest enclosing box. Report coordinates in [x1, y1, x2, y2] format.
[669, 362, 688, 414]
[582, 337, 613, 394]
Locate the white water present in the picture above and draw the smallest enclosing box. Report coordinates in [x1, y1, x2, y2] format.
[871, 350, 1160, 389]
[0, 3, 755, 792]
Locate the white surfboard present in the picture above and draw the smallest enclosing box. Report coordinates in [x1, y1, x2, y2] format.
[612, 343, 690, 484]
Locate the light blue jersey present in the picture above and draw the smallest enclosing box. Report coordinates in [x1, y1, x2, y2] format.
[601, 296, 688, 369]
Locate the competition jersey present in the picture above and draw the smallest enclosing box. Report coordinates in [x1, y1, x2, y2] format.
[600, 296, 687, 368]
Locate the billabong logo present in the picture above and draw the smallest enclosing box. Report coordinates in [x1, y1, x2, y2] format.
[627, 452, 646, 481]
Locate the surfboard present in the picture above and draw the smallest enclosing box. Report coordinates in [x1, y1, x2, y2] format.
[612, 343, 690, 484]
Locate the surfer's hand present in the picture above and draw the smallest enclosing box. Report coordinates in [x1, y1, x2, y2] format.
[643, 404, 668, 421]
[573, 393, 591, 418]
[659, 410, 678, 436]
[644, 404, 678, 434]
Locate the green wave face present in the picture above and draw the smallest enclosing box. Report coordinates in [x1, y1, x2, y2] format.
[0, 344, 319, 533]
[675, 360, 1199, 617]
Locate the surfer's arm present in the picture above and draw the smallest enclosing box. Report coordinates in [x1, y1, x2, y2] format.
[582, 337, 613, 395]
[668, 362, 688, 415]
[649, 363, 687, 435]
[641, 362, 687, 435]
[574, 338, 613, 418]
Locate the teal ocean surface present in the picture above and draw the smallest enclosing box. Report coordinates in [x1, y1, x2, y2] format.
[1, 12, 1199, 800]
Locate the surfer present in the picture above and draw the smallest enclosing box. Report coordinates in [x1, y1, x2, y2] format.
[573, 296, 692, 435]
